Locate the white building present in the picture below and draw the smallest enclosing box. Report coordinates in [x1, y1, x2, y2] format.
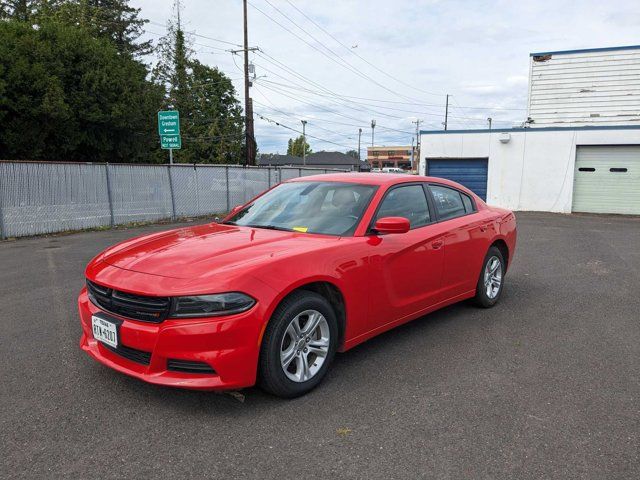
[419, 45, 640, 214]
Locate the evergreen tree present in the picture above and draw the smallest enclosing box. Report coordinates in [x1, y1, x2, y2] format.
[54, 0, 152, 57]
[153, 2, 244, 164]
[0, 0, 62, 21]
[1, 0, 151, 57]
[0, 20, 163, 161]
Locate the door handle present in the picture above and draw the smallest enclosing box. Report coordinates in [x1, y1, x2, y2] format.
[431, 240, 444, 250]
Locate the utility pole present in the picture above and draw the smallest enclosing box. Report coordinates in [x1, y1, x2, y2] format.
[371, 119, 376, 147]
[357, 128, 362, 161]
[242, 0, 255, 166]
[410, 137, 415, 171]
[444, 94, 449, 131]
[412, 119, 421, 172]
[301, 120, 307, 166]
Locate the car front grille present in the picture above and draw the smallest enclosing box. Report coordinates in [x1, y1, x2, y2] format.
[102, 343, 152, 366]
[86, 280, 171, 323]
[167, 359, 216, 374]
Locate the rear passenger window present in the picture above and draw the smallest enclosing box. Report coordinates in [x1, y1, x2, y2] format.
[461, 193, 475, 213]
[374, 185, 430, 229]
[430, 185, 467, 220]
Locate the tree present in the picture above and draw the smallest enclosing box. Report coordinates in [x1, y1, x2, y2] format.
[53, 0, 152, 57]
[1, 1, 151, 57]
[286, 135, 311, 157]
[179, 60, 244, 163]
[0, 20, 163, 161]
[0, 0, 63, 22]
[153, 3, 244, 164]
[346, 149, 359, 159]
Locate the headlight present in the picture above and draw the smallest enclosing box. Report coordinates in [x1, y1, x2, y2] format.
[171, 292, 256, 318]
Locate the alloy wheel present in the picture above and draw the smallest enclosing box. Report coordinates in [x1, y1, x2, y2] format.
[484, 256, 503, 299]
[280, 309, 330, 383]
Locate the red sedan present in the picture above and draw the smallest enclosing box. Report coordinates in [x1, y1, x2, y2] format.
[79, 173, 517, 397]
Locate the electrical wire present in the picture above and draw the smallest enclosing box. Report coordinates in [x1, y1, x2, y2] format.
[283, 0, 443, 99]
[249, 1, 430, 104]
[256, 114, 355, 150]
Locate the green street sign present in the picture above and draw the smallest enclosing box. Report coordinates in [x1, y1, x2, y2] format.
[161, 135, 182, 150]
[158, 110, 180, 136]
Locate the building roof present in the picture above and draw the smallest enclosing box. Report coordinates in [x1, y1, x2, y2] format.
[368, 145, 412, 150]
[530, 44, 640, 57]
[258, 151, 365, 167]
[306, 151, 362, 166]
[257, 154, 301, 166]
[420, 125, 640, 135]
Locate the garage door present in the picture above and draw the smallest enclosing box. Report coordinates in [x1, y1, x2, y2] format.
[427, 158, 488, 200]
[573, 146, 640, 215]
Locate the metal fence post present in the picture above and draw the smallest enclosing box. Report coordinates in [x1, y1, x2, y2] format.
[167, 165, 176, 221]
[104, 163, 115, 228]
[0, 164, 7, 240]
[299, 168, 302, 178]
[225, 166, 230, 212]
[267, 167, 271, 189]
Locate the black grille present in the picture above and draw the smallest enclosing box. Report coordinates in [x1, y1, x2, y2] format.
[167, 359, 216, 374]
[87, 280, 171, 323]
[102, 343, 151, 365]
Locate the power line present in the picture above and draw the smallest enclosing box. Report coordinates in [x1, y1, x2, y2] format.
[146, 30, 229, 52]
[257, 78, 473, 120]
[256, 114, 355, 150]
[252, 99, 413, 145]
[283, 0, 443, 99]
[248, 1, 427, 104]
[252, 53, 492, 125]
[255, 82, 416, 135]
[148, 20, 243, 47]
[253, 86, 355, 139]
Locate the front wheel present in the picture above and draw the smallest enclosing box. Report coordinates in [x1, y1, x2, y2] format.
[258, 291, 338, 398]
[474, 246, 505, 308]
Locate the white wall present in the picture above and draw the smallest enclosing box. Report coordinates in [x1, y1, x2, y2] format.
[528, 47, 640, 127]
[420, 127, 640, 213]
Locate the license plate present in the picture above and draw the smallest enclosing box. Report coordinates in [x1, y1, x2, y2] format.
[92, 316, 118, 348]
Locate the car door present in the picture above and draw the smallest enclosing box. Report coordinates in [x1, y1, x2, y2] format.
[427, 184, 492, 299]
[365, 183, 446, 330]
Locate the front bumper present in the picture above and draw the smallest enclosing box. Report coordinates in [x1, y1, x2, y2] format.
[78, 288, 264, 390]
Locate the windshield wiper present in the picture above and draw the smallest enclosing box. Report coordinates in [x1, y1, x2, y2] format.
[244, 224, 292, 232]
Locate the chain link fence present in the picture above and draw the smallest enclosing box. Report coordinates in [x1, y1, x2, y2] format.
[0, 161, 348, 239]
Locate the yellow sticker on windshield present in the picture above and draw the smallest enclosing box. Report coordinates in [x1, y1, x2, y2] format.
[292, 226, 308, 233]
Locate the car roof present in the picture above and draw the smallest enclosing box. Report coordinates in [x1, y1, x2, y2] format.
[285, 172, 467, 189]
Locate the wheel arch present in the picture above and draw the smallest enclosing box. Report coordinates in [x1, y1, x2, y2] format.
[261, 277, 347, 350]
[490, 238, 510, 270]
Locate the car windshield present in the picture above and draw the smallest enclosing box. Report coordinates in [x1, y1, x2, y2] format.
[225, 181, 378, 236]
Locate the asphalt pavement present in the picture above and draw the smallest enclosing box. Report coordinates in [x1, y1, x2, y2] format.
[1, 213, 639, 479]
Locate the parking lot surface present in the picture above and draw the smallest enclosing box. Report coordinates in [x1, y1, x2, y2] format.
[1, 213, 639, 479]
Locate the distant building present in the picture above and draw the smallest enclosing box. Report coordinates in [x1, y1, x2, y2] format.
[258, 151, 369, 171]
[419, 45, 640, 215]
[367, 146, 416, 170]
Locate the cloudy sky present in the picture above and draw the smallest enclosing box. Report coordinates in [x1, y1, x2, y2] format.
[132, 0, 640, 155]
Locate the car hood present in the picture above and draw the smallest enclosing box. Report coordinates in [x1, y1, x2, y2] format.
[98, 222, 340, 280]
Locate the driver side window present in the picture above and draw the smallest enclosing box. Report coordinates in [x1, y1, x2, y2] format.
[374, 185, 430, 229]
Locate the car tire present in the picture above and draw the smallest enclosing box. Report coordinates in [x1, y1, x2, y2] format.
[474, 246, 505, 308]
[258, 290, 339, 398]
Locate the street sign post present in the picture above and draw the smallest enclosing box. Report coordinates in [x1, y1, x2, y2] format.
[158, 110, 181, 163]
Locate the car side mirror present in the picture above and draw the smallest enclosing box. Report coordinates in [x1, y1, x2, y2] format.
[373, 217, 410, 235]
[230, 204, 243, 215]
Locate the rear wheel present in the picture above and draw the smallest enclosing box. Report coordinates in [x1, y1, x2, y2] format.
[474, 246, 505, 308]
[258, 291, 338, 398]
